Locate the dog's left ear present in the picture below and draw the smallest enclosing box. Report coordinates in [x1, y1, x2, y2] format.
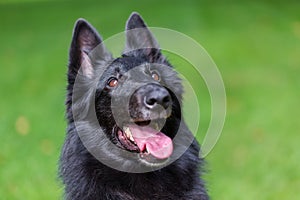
[124, 12, 164, 63]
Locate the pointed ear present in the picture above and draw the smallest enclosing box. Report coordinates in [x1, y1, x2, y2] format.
[124, 12, 164, 62]
[68, 19, 112, 80]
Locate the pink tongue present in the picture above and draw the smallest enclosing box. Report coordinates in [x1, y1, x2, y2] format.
[128, 125, 173, 159]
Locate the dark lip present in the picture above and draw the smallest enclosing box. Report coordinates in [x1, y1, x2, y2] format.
[129, 106, 172, 123]
[130, 117, 168, 126]
[134, 120, 151, 126]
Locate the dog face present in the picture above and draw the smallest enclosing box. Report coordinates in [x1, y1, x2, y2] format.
[67, 13, 184, 167]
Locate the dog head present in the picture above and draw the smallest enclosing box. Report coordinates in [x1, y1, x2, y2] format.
[67, 13, 188, 168]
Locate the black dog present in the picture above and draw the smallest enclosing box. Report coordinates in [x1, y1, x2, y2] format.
[60, 12, 209, 200]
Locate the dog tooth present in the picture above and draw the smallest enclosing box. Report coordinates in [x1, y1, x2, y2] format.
[129, 134, 134, 142]
[124, 127, 130, 138]
[124, 127, 135, 142]
[126, 127, 135, 141]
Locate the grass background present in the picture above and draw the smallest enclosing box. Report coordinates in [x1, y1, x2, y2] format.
[0, 0, 299, 199]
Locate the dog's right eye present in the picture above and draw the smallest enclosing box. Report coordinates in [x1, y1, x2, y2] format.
[107, 78, 118, 88]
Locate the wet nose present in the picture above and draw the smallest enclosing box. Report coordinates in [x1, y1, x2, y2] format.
[144, 86, 171, 109]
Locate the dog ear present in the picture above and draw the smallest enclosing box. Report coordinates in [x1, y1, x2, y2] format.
[124, 12, 164, 63]
[68, 19, 112, 80]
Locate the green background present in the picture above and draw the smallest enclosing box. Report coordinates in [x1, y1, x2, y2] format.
[0, 0, 299, 199]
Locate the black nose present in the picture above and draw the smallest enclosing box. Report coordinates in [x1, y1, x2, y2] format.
[143, 85, 171, 109]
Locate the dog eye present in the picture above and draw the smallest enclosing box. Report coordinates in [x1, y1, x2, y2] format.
[107, 78, 118, 87]
[151, 71, 160, 81]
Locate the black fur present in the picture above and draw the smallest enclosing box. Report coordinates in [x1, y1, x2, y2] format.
[60, 12, 209, 200]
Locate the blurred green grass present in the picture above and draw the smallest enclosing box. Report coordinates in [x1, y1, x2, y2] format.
[0, 0, 300, 199]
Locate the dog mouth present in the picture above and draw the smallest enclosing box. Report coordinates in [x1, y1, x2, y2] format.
[114, 119, 173, 162]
